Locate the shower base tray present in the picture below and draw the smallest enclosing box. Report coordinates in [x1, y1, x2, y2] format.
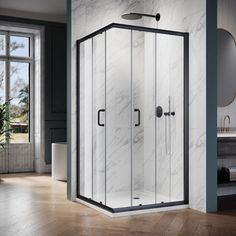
[75, 197, 189, 217]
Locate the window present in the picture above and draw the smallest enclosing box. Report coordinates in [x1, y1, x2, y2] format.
[0, 31, 33, 143]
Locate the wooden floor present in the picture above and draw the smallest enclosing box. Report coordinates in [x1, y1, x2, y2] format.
[0, 174, 236, 236]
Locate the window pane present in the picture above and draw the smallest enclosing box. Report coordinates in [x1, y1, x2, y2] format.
[10, 62, 29, 143]
[0, 61, 6, 103]
[0, 34, 6, 56]
[10, 36, 30, 57]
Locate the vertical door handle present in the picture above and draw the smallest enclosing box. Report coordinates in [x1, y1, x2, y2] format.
[134, 109, 141, 127]
[98, 109, 105, 126]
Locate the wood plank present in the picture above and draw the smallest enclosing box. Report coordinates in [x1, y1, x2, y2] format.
[0, 173, 235, 236]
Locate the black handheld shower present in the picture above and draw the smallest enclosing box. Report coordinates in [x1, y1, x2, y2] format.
[121, 12, 160, 21]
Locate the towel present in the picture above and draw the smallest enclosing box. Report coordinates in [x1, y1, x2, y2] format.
[229, 167, 236, 181]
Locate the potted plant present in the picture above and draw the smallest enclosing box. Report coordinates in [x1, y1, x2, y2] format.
[0, 101, 11, 182]
[0, 101, 11, 148]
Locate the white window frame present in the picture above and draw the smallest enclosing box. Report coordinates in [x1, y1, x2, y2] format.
[0, 30, 34, 143]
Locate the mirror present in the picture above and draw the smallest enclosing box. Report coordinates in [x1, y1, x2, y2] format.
[218, 29, 236, 107]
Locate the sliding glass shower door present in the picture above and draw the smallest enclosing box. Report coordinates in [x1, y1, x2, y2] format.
[106, 28, 132, 208]
[132, 30, 156, 206]
[155, 34, 185, 204]
[78, 23, 188, 212]
[79, 32, 106, 204]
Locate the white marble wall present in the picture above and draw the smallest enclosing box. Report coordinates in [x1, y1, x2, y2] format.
[143, 0, 207, 212]
[71, 0, 207, 212]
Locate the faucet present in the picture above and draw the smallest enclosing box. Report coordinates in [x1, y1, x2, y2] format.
[223, 115, 230, 132]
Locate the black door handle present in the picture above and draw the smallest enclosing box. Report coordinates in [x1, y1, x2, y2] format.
[134, 109, 140, 127]
[98, 109, 105, 126]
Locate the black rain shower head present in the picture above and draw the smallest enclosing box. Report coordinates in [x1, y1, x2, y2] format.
[121, 12, 160, 22]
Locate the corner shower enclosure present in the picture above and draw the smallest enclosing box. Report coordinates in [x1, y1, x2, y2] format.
[77, 23, 189, 213]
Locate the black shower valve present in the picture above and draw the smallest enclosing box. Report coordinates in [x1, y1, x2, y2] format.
[171, 112, 175, 116]
[156, 106, 163, 118]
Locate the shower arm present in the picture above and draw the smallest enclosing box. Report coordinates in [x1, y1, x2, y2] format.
[122, 12, 161, 21]
[129, 13, 156, 18]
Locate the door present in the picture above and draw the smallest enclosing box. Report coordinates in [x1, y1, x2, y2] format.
[131, 30, 156, 206]
[131, 31, 185, 206]
[106, 28, 132, 208]
[155, 33, 184, 203]
[79, 32, 107, 205]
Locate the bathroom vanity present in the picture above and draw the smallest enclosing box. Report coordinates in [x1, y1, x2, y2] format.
[218, 133, 236, 156]
[217, 132, 236, 209]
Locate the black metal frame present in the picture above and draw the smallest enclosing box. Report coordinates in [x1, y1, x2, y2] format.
[76, 23, 189, 214]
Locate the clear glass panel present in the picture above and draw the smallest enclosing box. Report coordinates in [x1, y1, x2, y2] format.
[10, 35, 30, 57]
[10, 62, 29, 143]
[106, 28, 132, 208]
[156, 34, 184, 203]
[132, 31, 156, 206]
[0, 60, 6, 103]
[79, 39, 93, 198]
[92, 33, 106, 204]
[0, 34, 6, 56]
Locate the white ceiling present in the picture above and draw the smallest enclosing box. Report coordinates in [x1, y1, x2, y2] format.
[0, 0, 67, 23]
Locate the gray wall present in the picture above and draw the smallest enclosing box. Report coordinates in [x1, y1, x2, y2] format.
[218, 0, 236, 39]
[44, 24, 67, 164]
[206, 0, 217, 212]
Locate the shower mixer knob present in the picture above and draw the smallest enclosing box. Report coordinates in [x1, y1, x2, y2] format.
[156, 106, 163, 118]
[171, 112, 175, 116]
